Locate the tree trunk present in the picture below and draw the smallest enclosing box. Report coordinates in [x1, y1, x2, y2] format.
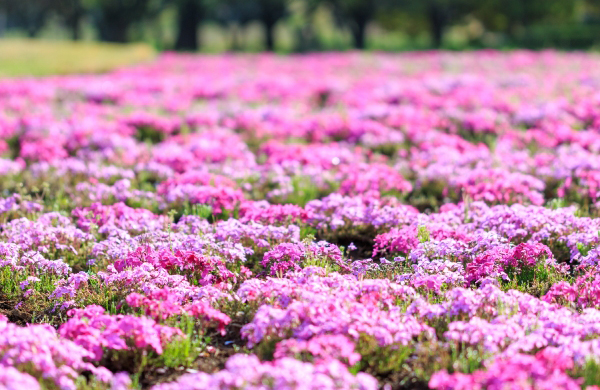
[230, 23, 244, 51]
[71, 22, 81, 40]
[23, 6, 49, 38]
[350, 18, 367, 49]
[264, 21, 275, 51]
[67, 13, 82, 40]
[175, 0, 202, 51]
[98, 19, 130, 43]
[26, 23, 43, 37]
[429, 4, 446, 49]
[0, 12, 6, 38]
[295, 23, 318, 52]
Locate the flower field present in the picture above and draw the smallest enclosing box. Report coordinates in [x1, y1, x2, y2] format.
[3, 51, 600, 389]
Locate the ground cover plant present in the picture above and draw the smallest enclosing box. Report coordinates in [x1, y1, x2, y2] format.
[3, 51, 600, 389]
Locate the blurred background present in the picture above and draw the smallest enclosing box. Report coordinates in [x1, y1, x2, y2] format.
[2, 0, 600, 75]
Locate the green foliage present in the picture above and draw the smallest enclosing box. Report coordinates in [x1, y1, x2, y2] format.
[353, 334, 414, 374]
[405, 180, 447, 212]
[254, 337, 280, 361]
[158, 315, 206, 368]
[300, 226, 318, 240]
[135, 126, 167, 144]
[417, 225, 430, 244]
[0, 267, 62, 317]
[286, 176, 337, 207]
[499, 260, 565, 297]
[578, 242, 592, 258]
[470, 133, 498, 150]
[182, 203, 215, 220]
[401, 342, 487, 387]
[571, 359, 600, 388]
[3, 0, 600, 53]
[172, 202, 237, 224]
[547, 198, 570, 210]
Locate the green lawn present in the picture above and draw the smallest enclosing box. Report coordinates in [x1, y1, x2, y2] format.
[0, 39, 156, 77]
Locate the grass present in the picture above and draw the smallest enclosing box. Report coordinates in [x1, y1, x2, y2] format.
[0, 38, 156, 77]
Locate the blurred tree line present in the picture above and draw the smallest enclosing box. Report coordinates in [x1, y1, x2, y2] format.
[2, 0, 600, 51]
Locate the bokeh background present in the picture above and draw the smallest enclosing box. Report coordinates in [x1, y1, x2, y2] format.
[2, 0, 600, 75]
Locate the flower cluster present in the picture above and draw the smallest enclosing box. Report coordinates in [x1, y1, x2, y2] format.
[0, 314, 113, 389]
[126, 288, 231, 334]
[151, 354, 377, 390]
[261, 241, 348, 275]
[3, 51, 600, 389]
[58, 305, 183, 361]
[430, 350, 583, 390]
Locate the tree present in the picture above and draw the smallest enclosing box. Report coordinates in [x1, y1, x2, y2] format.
[1, 0, 52, 37]
[290, 0, 321, 52]
[86, 0, 164, 43]
[427, 1, 448, 48]
[392, 0, 474, 48]
[327, 0, 379, 49]
[55, 0, 86, 40]
[471, 0, 576, 40]
[255, 0, 288, 51]
[174, 0, 204, 51]
[208, 0, 287, 51]
[208, 0, 259, 50]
